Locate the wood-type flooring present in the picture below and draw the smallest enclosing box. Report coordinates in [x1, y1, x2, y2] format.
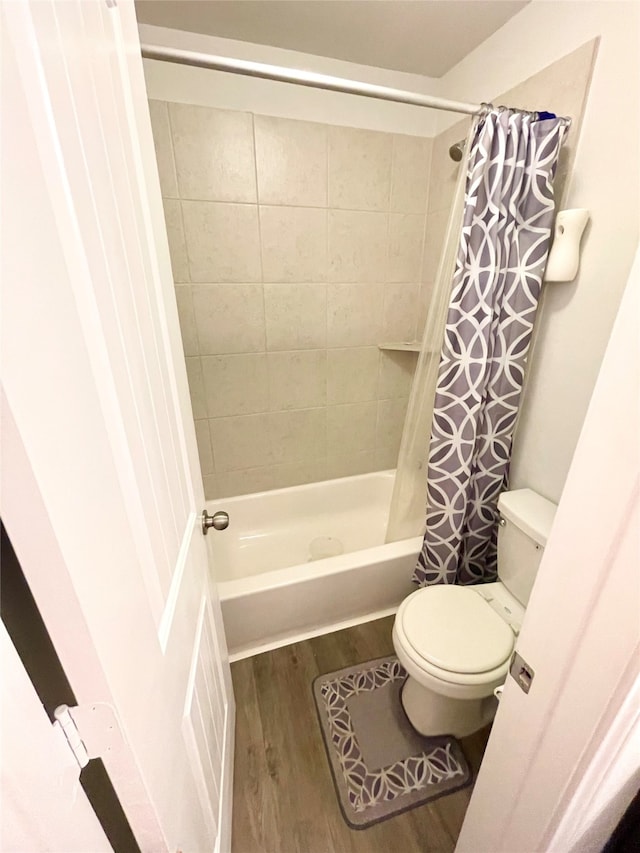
[231, 616, 490, 853]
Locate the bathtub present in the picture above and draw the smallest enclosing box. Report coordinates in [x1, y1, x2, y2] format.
[208, 470, 421, 660]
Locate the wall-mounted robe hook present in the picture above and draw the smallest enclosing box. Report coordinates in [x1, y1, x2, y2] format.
[544, 209, 590, 282]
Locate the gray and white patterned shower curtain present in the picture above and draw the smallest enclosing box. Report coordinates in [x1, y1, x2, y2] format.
[414, 109, 567, 587]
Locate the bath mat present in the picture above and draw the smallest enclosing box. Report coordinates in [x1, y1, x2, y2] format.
[313, 656, 472, 828]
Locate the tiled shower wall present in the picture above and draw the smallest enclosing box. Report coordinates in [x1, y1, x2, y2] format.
[149, 101, 433, 498]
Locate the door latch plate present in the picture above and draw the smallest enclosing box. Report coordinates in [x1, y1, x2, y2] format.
[509, 651, 535, 694]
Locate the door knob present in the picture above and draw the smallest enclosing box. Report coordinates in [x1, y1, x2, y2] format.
[201, 509, 229, 535]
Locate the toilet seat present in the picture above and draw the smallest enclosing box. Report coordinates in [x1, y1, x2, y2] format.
[394, 585, 516, 691]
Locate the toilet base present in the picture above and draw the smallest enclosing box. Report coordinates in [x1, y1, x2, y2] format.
[401, 675, 498, 739]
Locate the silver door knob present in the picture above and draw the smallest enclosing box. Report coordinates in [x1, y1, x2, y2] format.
[201, 509, 229, 535]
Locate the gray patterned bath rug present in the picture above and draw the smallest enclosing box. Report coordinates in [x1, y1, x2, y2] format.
[313, 655, 472, 829]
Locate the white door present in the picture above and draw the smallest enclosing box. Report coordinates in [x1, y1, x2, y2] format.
[1, 1, 234, 851]
[0, 622, 111, 853]
[456, 250, 639, 851]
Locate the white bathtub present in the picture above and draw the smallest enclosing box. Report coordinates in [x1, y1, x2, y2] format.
[208, 471, 421, 660]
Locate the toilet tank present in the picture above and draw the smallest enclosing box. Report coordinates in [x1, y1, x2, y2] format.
[497, 489, 557, 607]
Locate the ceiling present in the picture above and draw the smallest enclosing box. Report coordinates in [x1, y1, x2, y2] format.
[135, 1, 529, 78]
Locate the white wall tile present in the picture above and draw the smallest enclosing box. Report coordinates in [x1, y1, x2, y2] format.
[328, 126, 392, 211]
[387, 214, 425, 283]
[194, 419, 214, 475]
[422, 208, 450, 284]
[185, 356, 207, 420]
[328, 210, 388, 283]
[174, 286, 199, 356]
[201, 353, 268, 418]
[260, 206, 327, 282]
[374, 444, 400, 471]
[416, 281, 435, 339]
[162, 199, 189, 282]
[326, 284, 383, 348]
[326, 402, 377, 456]
[270, 460, 327, 490]
[378, 351, 418, 399]
[382, 283, 420, 342]
[376, 397, 409, 453]
[209, 413, 272, 472]
[264, 284, 326, 351]
[218, 466, 274, 498]
[192, 284, 265, 355]
[255, 115, 327, 207]
[421, 280, 435, 312]
[182, 201, 261, 282]
[267, 350, 327, 411]
[325, 451, 377, 480]
[327, 347, 379, 404]
[148, 100, 178, 198]
[169, 103, 256, 202]
[390, 134, 432, 214]
[202, 474, 219, 500]
[267, 408, 326, 464]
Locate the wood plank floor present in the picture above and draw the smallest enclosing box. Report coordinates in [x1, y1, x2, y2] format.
[231, 617, 491, 853]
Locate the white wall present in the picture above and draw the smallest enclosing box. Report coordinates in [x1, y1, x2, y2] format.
[439, 0, 640, 502]
[139, 24, 441, 136]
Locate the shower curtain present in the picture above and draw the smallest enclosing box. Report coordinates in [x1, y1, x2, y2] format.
[406, 108, 568, 587]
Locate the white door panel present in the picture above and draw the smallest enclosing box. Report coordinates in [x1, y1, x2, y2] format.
[29, 0, 192, 618]
[2, 1, 234, 850]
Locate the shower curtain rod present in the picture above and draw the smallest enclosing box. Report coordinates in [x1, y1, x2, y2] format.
[140, 44, 483, 116]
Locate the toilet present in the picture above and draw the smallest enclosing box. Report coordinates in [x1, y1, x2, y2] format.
[393, 488, 557, 739]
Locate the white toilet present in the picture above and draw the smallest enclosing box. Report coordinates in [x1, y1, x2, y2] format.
[393, 488, 557, 739]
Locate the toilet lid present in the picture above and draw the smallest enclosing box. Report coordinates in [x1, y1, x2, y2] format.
[400, 586, 515, 675]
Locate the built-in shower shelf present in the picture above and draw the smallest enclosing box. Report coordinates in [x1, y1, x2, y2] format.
[378, 341, 421, 353]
